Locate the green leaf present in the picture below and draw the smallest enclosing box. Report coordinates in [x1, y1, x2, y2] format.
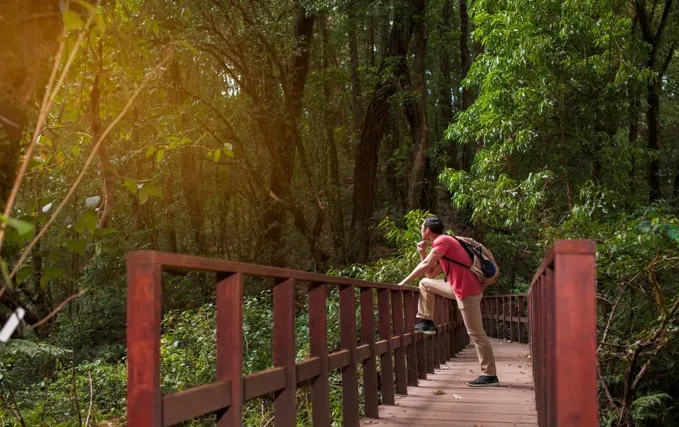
[65, 239, 87, 254]
[95, 12, 107, 34]
[156, 149, 165, 164]
[1, 260, 10, 288]
[213, 149, 222, 162]
[150, 20, 160, 35]
[72, 0, 96, 14]
[146, 146, 157, 158]
[179, 40, 199, 55]
[666, 226, 679, 242]
[145, 185, 163, 200]
[0, 215, 35, 236]
[223, 147, 234, 158]
[138, 186, 150, 204]
[63, 10, 84, 31]
[74, 210, 97, 235]
[123, 179, 138, 195]
[71, 145, 81, 157]
[16, 266, 33, 284]
[40, 267, 68, 288]
[94, 227, 117, 238]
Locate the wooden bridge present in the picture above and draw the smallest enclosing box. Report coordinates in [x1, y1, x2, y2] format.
[126, 240, 598, 426]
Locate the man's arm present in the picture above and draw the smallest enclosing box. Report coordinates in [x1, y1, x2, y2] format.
[397, 250, 443, 286]
[425, 263, 443, 279]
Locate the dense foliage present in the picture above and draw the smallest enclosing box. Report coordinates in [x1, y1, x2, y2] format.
[1, 0, 677, 425]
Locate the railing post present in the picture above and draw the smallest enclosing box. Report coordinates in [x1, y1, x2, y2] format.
[432, 297, 440, 369]
[392, 291, 407, 394]
[273, 278, 296, 427]
[126, 256, 162, 427]
[553, 241, 598, 426]
[377, 289, 395, 404]
[216, 272, 244, 427]
[360, 287, 379, 418]
[309, 283, 330, 427]
[448, 300, 456, 357]
[415, 293, 426, 380]
[493, 297, 499, 339]
[437, 297, 446, 365]
[443, 299, 450, 361]
[339, 285, 359, 426]
[403, 291, 418, 386]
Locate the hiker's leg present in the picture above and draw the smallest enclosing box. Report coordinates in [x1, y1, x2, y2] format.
[458, 293, 497, 376]
[417, 278, 453, 321]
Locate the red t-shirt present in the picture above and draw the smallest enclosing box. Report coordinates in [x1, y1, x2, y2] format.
[432, 235, 483, 299]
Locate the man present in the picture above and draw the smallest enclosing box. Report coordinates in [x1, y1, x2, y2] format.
[397, 217, 498, 387]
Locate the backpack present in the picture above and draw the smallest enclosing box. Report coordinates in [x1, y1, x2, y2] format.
[440, 236, 499, 286]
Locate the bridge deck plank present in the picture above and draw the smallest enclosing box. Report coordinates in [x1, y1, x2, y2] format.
[361, 339, 537, 427]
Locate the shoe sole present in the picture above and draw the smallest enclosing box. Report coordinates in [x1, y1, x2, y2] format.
[467, 382, 499, 387]
[415, 330, 436, 335]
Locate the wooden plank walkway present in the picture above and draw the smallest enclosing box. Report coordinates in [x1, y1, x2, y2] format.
[361, 338, 537, 427]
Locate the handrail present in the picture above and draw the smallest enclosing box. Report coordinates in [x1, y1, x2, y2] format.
[126, 250, 468, 427]
[484, 240, 598, 427]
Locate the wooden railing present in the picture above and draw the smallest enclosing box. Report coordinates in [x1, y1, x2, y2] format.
[486, 240, 598, 426]
[126, 251, 469, 427]
[482, 293, 529, 343]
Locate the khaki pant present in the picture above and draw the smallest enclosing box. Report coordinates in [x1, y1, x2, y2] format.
[418, 278, 497, 376]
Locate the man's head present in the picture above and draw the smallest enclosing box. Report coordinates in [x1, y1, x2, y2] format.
[421, 217, 444, 241]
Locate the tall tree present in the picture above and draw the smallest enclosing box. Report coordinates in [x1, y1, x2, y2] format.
[350, 0, 425, 260]
[634, 0, 676, 202]
[407, 3, 430, 210]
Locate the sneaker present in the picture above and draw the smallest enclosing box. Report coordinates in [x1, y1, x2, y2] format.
[414, 320, 436, 335]
[467, 375, 499, 387]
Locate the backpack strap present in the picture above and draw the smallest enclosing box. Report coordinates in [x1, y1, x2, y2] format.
[451, 235, 477, 262]
[440, 254, 472, 269]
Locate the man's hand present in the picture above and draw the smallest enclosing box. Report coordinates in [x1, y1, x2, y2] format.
[397, 280, 408, 287]
[416, 240, 428, 257]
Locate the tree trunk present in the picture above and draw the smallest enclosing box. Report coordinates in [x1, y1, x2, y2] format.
[458, 0, 474, 171]
[438, 0, 457, 166]
[647, 79, 661, 201]
[407, 3, 429, 210]
[260, 7, 316, 267]
[350, 0, 423, 260]
[164, 166, 178, 253]
[90, 40, 115, 229]
[634, 0, 675, 202]
[321, 14, 346, 261]
[0, 0, 61, 211]
[348, 0, 363, 136]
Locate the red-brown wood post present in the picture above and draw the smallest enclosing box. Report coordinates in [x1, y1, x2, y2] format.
[274, 278, 296, 426]
[438, 298, 446, 365]
[443, 299, 450, 361]
[553, 241, 598, 426]
[510, 296, 516, 342]
[127, 256, 162, 427]
[309, 283, 330, 427]
[518, 296, 524, 343]
[377, 289, 395, 404]
[360, 287, 379, 418]
[339, 285, 359, 426]
[403, 291, 418, 386]
[392, 290, 407, 395]
[448, 301, 456, 357]
[545, 268, 555, 426]
[216, 272, 244, 427]
[432, 296, 440, 370]
[490, 297, 500, 338]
